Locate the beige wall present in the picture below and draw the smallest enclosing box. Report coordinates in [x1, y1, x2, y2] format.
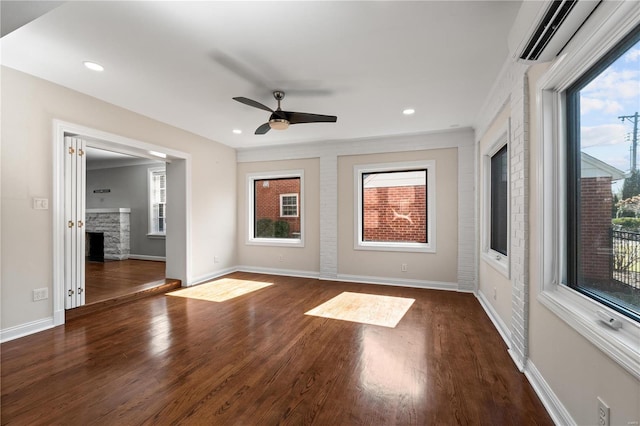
[478, 105, 512, 328]
[1, 66, 237, 330]
[236, 158, 320, 273]
[337, 149, 458, 283]
[527, 63, 640, 425]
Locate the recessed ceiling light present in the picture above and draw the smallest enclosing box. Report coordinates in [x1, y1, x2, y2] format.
[83, 61, 104, 72]
[232, 129, 242, 134]
[402, 108, 415, 115]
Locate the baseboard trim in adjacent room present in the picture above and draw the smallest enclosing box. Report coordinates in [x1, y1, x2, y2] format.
[128, 254, 166, 262]
[476, 290, 512, 350]
[0, 317, 55, 343]
[524, 360, 576, 426]
[335, 274, 458, 291]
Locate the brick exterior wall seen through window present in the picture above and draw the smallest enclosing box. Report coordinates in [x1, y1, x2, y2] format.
[254, 178, 300, 237]
[579, 176, 613, 282]
[363, 185, 426, 243]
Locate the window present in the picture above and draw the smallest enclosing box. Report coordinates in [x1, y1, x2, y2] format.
[566, 28, 640, 323]
[247, 171, 304, 246]
[280, 193, 299, 217]
[355, 161, 435, 252]
[538, 2, 640, 378]
[482, 131, 509, 275]
[148, 167, 166, 236]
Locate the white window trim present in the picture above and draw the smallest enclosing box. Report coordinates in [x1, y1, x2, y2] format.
[279, 193, 299, 218]
[481, 125, 510, 278]
[246, 170, 304, 247]
[147, 166, 166, 237]
[354, 160, 435, 253]
[537, 1, 640, 379]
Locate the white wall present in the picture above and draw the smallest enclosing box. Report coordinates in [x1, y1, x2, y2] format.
[477, 105, 512, 335]
[0, 66, 237, 332]
[236, 158, 321, 275]
[86, 163, 166, 258]
[474, 7, 640, 425]
[337, 149, 458, 284]
[237, 129, 475, 290]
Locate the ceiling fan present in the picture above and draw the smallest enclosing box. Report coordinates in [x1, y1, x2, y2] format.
[233, 91, 337, 135]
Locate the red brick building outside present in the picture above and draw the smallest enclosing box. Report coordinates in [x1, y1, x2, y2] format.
[580, 176, 613, 282]
[363, 180, 427, 243]
[578, 153, 625, 283]
[254, 178, 300, 238]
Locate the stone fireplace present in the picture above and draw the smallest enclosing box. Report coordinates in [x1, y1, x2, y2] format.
[85, 208, 131, 260]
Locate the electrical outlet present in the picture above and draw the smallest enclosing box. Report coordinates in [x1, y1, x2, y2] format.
[33, 198, 49, 210]
[214, 256, 219, 263]
[493, 287, 497, 300]
[33, 288, 48, 301]
[401, 263, 408, 272]
[598, 397, 610, 426]
[279, 254, 284, 262]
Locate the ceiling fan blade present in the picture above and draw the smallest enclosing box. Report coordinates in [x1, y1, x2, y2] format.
[285, 111, 338, 124]
[255, 123, 271, 135]
[233, 97, 274, 113]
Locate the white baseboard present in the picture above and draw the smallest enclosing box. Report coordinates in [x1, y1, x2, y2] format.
[128, 254, 166, 262]
[476, 290, 512, 350]
[1, 317, 55, 343]
[524, 360, 576, 426]
[237, 265, 320, 280]
[335, 273, 458, 291]
[188, 267, 239, 286]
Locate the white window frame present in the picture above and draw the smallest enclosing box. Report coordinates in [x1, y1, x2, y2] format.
[246, 170, 304, 247]
[147, 166, 166, 238]
[537, 1, 640, 379]
[279, 193, 299, 218]
[482, 126, 510, 277]
[354, 160, 435, 253]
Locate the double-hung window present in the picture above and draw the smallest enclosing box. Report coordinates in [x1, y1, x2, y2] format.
[247, 170, 304, 246]
[482, 132, 509, 276]
[148, 167, 166, 236]
[538, 3, 640, 378]
[355, 161, 435, 252]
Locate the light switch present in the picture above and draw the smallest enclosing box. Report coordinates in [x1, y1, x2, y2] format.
[33, 198, 49, 210]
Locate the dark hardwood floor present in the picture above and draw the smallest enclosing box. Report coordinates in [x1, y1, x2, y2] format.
[85, 259, 166, 304]
[1, 272, 553, 425]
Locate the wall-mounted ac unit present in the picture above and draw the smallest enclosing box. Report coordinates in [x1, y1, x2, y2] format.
[508, 0, 600, 63]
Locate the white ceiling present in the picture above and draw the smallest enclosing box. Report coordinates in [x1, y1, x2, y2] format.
[0, 1, 522, 149]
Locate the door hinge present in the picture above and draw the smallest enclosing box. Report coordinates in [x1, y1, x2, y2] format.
[77, 287, 84, 294]
[68, 147, 75, 155]
[68, 220, 74, 228]
[77, 220, 84, 228]
[78, 148, 84, 156]
[68, 289, 74, 296]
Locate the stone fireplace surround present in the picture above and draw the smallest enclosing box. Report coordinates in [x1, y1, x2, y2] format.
[85, 208, 130, 260]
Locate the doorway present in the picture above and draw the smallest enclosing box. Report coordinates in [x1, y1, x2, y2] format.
[53, 120, 191, 325]
[84, 145, 167, 304]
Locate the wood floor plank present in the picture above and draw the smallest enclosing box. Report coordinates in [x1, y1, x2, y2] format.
[1, 273, 553, 425]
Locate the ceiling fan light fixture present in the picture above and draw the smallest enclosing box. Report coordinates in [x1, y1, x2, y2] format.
[269, 118, 290, 130]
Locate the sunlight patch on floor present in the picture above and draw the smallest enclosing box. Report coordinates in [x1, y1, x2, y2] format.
[167, 278, 273, 302]
[305, 292, 415, 328]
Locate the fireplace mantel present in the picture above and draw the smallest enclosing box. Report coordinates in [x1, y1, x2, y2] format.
[85, 209, 131, 260]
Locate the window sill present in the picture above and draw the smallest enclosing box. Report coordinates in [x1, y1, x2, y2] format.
[538, 285, 640, 380]
[246, 238, 304, 248]
[355, 241, 435, 253]
[147, 233, 166, 239]
[481, 251, 509, 278]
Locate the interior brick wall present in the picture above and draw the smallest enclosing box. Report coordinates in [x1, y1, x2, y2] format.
[363, 185, 426, 242]
[255, 178, 301, 235]
[580, 176, 612, 282]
